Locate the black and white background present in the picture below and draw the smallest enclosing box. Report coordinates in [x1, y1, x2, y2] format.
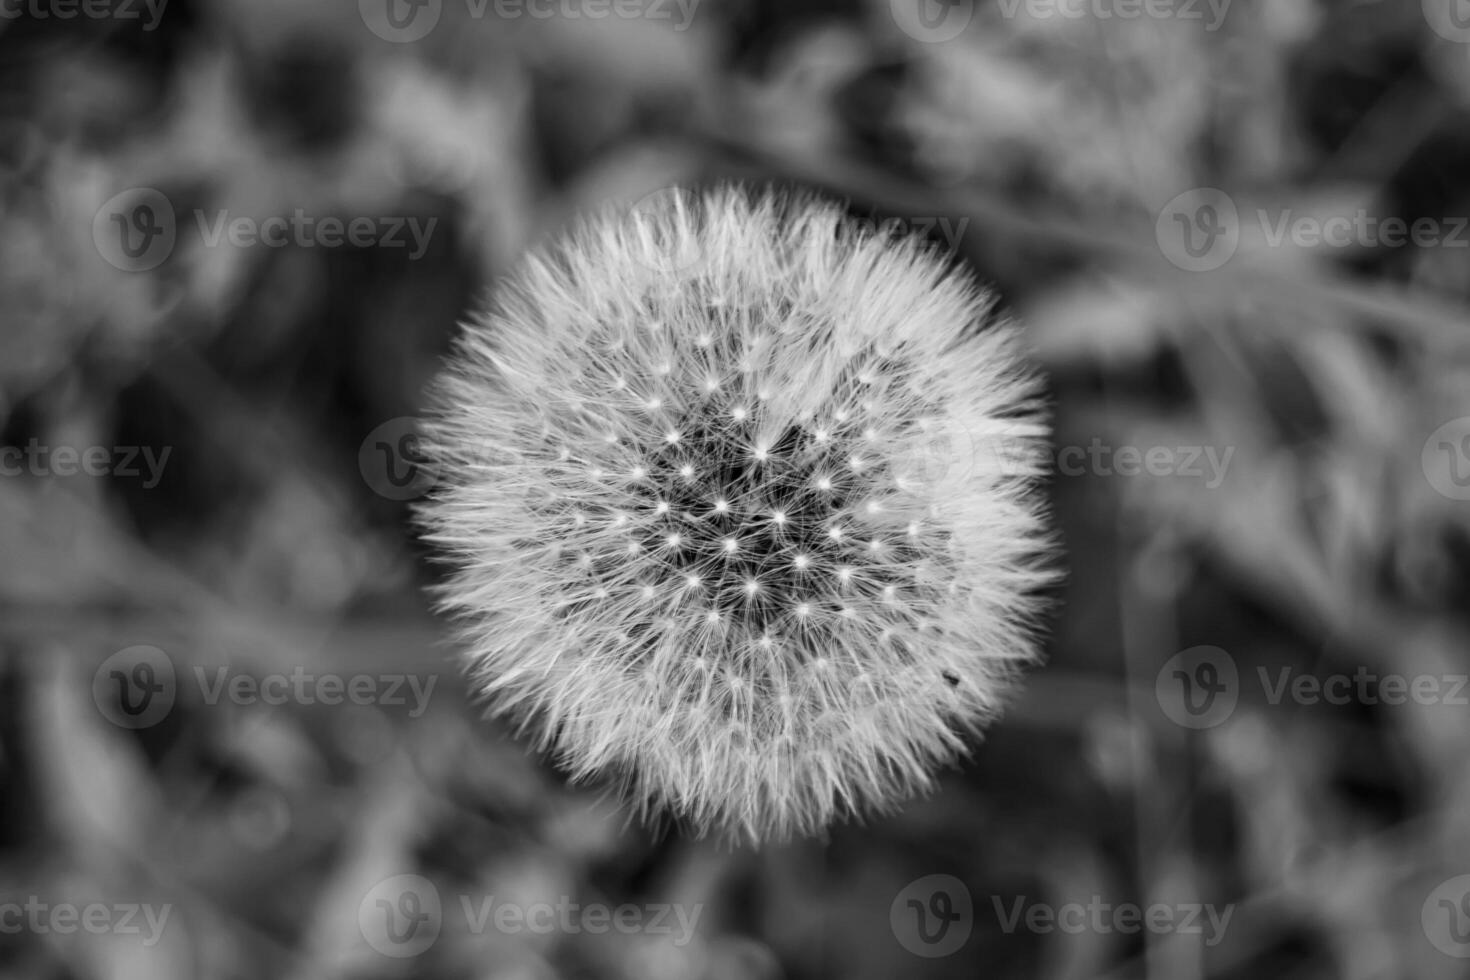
[3, 1, 1470, 977]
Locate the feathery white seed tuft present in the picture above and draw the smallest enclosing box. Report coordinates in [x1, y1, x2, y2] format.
[417, 186, 1054, 842]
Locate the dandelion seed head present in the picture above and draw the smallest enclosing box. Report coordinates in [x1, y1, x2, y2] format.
[417, 186, 1054, 842]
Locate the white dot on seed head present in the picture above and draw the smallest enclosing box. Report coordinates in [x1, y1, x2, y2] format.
[757, 389, 770, 401]
[869, 538, 883, 551]
[704, 377, 719, 392]
[595, 587, 609, 599]
[840, 607, 854, 618]
[759, 635, 774, 649]
[814, 657, 828, 669]
[907, 522, 919, 537]
[665, 431, 680, 444]
[666, 533, 681, 547]
[882, 585, 895, 600]
[796, 603, 811, 617]
[754, 445, 769, 462]
[654, 501, 670, 515]
[849, 456, 864, 471]
[627, 543, 640, 555]
[865, 500, 882, 514]
[723, 537, 739, 553]
[642, 585, 656, 600]
[772, 510, 787, 525]
[837, 567, 853, 583]
[817, 477, 832, 491]
[744, 579, 760, 595]
[614, 377, 627, 390]
[827, 526, 843, 541]
[864, 427, 877, 441]
[631, 466, 647, 479]
[604, 432, 618, 443]
[696, 335, 711, 347]
[680, 464, 694, 478]
[793, 554, 810, 570]
[685, 574, 700, 589]
[646, 398, 662, 410]
[706, 610, 721, 624]
[714, 499, 729, 513]
[834, 409, 849, 422]
[656, 362, 671, 375]
[814, 429, 830, 443]
[732, 406, 748, 421]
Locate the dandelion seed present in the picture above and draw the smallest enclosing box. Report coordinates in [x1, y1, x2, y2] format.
[417, 186, 1054, 842]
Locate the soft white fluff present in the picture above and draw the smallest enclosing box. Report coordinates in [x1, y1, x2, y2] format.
[418, 186, 1054, 842]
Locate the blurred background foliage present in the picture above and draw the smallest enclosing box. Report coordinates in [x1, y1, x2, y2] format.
[2, 0, 1470, 977]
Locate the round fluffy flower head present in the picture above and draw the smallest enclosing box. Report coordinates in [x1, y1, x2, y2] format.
[419, 186, 1052, 842]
